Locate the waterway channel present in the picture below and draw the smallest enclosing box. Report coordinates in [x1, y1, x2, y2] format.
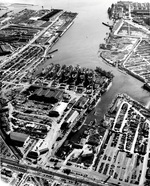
[3, 0, 150, 121]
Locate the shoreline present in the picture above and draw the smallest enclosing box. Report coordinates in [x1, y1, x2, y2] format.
[100, 24, 149, 86]
[10, 3, 35, 6]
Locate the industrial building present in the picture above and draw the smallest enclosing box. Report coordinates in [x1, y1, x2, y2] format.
[132, 9, 150, 15]
[39, 148, 49, 155]
[60, 110, 79, 130]
[52, 102, 68, 117]
[29, 86, 64, 104]
[9, 132, 29, 147]
[27, 151, 39, 159]
[73, 96, 89, 109]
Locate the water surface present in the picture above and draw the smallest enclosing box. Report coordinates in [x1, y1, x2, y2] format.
[3, 0, 150, 118]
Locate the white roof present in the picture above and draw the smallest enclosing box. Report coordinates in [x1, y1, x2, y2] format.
[67, 110, 79, 123]
[53, 102, 68, 116]
[29, 16, 40, 21]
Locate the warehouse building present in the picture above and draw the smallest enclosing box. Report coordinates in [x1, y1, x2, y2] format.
[9, 132, 29, 147]
[66, 110, 79, 124]
[73, 96, 89, 109]
[29, 87, 64, 104]
[133, 9, 150, 15]
[27, 151, 39, 159]
[53, 102, 68, 116]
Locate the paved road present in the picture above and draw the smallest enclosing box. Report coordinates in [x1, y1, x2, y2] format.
[1, 158, 108, 186]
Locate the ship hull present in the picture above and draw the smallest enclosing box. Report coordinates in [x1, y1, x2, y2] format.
[143, 83, 150, 92]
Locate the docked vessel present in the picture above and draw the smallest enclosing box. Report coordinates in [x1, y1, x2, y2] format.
[72, 116, 86, 133]
[143, 82, 150, 92]
[143, 73, 150, 92]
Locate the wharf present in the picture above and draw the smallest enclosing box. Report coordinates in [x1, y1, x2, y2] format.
[100, 1, 150, 85]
